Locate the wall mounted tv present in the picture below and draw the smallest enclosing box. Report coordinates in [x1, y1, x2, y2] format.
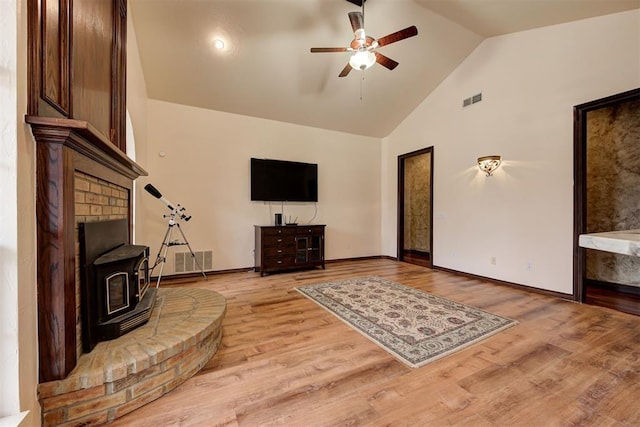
[251, 158, 318, 202]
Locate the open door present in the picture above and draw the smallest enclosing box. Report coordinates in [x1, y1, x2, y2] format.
[574, 88, 640, 315]
[398, 147, 434, 268]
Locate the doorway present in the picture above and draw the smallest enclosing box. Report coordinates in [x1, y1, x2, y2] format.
[398, 147, 434, 268]
[573, 88, 640, 315]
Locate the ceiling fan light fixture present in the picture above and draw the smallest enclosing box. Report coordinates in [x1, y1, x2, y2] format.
[349, 50, 376, 71]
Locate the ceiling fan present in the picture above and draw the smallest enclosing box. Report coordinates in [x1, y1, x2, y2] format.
[310, 0, 418, 77]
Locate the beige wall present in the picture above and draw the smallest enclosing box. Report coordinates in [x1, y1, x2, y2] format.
[127, 3, 150, 246]
[383, 10, 640, 294]
[135, 100, 382, 274]
[126, 3, 149, 167]
[1, 0, 39, 424]
[0, 0, 20, 416]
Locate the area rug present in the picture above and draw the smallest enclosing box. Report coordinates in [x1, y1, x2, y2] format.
[296, 276, 517, 368]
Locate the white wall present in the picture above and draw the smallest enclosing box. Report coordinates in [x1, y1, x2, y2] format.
[126, 3, 148, 167]
[136, 100, 381, 274]
[383, 10, 640, 294]
[0, 0, 21, 418]
[0, 0, 39, 425]
[127, 2, 150, 246]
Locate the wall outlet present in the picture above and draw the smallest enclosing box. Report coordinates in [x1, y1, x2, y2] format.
[490, 256, 497, 265]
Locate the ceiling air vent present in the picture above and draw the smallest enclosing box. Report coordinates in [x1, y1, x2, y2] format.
[463, 92, 482, 108]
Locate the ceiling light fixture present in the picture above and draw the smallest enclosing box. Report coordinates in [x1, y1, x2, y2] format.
[213, 38, 225, 50]
[477, 155, 502, 176]
[349, 49, 376, 71]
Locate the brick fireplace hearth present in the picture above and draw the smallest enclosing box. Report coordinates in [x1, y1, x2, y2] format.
[39, 287, 226, 426]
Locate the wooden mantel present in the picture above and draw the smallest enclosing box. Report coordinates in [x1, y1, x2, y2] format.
[27, 116, 147, 382]
[26, 116, 146, 179]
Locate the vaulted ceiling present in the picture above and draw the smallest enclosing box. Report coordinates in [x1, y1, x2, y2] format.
[129, 0, 640, 138]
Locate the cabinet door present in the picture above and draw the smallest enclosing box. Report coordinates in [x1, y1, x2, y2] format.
[295, 236, 308, 263]
[295, 234, 323, 263]
[308, 235, 323, 262]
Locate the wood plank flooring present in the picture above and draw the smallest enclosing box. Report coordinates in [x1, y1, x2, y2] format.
[110, 259, 640, 426]
[585, 280, 640, 317]
[401, 251, 431, 268]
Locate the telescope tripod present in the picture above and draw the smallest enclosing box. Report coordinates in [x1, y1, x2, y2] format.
[150, 214, 207, 288]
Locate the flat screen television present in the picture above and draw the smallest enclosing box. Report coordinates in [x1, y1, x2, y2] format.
[251, 158, 318, 202]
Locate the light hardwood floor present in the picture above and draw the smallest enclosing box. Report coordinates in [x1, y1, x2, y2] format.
[111, 259, 640, 426]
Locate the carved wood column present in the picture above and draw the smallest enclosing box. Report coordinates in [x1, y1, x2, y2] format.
[34, 128, 77, 381]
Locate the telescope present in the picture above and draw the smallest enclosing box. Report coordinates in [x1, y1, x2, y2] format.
[144, 183, 206, 286]
[144, 183, 191, 222]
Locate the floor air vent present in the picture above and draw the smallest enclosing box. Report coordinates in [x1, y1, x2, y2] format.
[175, 250, 212, 273]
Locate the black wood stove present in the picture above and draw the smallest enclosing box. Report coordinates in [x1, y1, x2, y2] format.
[79, 219, 156, 352]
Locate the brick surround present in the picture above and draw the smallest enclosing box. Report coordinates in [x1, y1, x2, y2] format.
[39, 288, 226, 426]
[74, 171, 130, 360]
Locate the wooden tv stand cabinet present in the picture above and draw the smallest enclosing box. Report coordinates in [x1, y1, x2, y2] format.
[255, 225, 325, 276]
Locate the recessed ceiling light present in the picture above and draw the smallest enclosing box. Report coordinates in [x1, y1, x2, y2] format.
[213, 39, 225, 49]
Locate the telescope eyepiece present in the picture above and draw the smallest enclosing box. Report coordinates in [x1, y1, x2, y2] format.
[144, 184, 162, 199]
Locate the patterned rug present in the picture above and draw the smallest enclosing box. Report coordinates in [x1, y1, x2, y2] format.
[296, 276, 518, 368]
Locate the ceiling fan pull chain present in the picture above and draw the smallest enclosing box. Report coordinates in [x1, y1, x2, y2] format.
[360, 73, 364, 101]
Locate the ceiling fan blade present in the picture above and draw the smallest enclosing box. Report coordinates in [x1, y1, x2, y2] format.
[346, 0, 365, 6]
[374, 52, 399, 70]
[377, 25, 418, 47]
[310, 47, 348, 53]
[339, 63, 353, 77]
[348, 11, 364, 32]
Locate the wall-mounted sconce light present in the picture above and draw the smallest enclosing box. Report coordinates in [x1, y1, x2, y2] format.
[477, 155, 502, 176]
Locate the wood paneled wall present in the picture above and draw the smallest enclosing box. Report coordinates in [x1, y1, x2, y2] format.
[29, 0, 127, 151]
[27, 0, 146, 382]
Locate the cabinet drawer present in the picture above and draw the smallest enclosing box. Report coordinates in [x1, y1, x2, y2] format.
[263, 246, 295, 257]
[263, 256, 295, 269]
[262, 227, 296, 238]
[297, 226, 325, 235]
[262, 234, 294, 248]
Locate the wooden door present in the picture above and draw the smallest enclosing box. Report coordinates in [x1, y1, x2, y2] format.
[398, 148, 434, 268]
